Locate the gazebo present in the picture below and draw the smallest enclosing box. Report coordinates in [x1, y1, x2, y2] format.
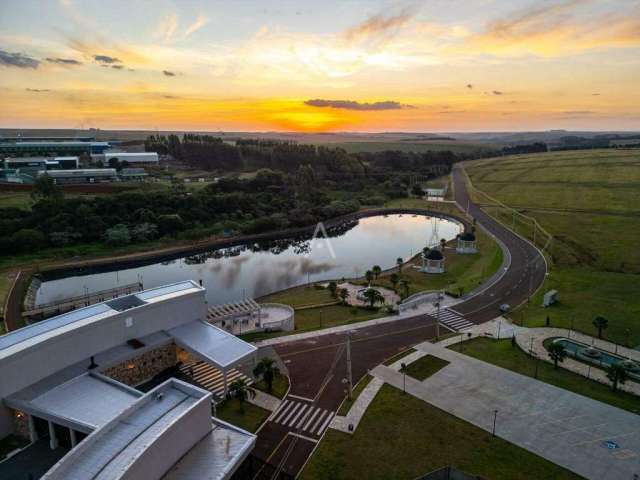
[456, 231, 478, 254]
[421, 248, 445, 274]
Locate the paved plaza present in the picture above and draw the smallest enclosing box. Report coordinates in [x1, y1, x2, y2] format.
[371, 341, 640, 480]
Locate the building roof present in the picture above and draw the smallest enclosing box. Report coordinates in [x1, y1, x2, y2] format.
[168, 320, 257, 370]
[41, 380, 209, 480]
[459, 232, 476, 241]
[26, 373, 141, 431]
[164, 422, 256, 480]
[9, 141, 110, 147]
[0, 281, 202, 359]
[424, 249, 444, 260]
[41, 169, 117, 178]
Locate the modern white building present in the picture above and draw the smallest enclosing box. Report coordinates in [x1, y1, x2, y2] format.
[0, 281, 256, 479]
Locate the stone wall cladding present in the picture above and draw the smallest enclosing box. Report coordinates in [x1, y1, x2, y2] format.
[102, 343, 177, 386]
[12, 411, 29, 439]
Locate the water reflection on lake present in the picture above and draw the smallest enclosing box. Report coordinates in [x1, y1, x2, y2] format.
[36, 214, 461, 306]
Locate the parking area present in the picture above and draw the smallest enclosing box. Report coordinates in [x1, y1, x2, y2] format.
[373, 342, 640, 480]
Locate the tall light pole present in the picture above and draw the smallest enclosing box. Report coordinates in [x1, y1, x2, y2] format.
[401, 362, 407, 394]
[346, 331, 353, 400]
[492, 409, 498, 437]
[434, 301, 441, 341]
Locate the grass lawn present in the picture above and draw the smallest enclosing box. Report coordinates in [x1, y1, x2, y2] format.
[337, 374, 373, 416]
[259, 285, 337, 308]
[403, 354, 450, 381]
[254, 373, 289, 399]
[365, 226, 503, 298]
[454, 337, 640, 414]
[465, 149, 640, 346]
[301, 384, 581, 480]
[215, 397, 270, 433]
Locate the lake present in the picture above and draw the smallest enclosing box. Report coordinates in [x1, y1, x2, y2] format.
[35, 214, 462, 306]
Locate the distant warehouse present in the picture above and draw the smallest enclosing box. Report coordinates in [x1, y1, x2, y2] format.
[92, 151, 159, 165]
[39, 168, 118, 184]
[0, 141, 111, 156]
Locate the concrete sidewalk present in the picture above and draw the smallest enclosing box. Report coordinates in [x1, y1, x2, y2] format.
[372, 342, 640, 480]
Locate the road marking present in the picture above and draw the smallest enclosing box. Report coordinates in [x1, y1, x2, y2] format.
[289, 432, 318, 443]
[288, 404, 308, 427]
[316, 412, 335, 435]
[289, 394, 314, 402]
[282, 403, 301, 425]
[296, 406, 314, 429]
[311, 410, 328, 433]
[303, 408, 321, 431]
[273, 400, 293, 423]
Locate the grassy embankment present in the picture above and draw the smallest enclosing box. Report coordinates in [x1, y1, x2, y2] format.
[215, 398, 270, 433]
[465, 149, 640, 346]
[301, 384, 581, 480]
[454, 337, 640, 414]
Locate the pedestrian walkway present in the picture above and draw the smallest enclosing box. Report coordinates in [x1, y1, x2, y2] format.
[371, 342, 640, 480]
[269, 398, 335, 438]
[330, 377, 384, 434]
[431, 308, 474, 331]
[249, 390, 282, 412]
[178, 360, 252, 399]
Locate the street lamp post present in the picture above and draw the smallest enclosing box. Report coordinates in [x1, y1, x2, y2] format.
[319, 310, 323, 329]
[492, 409, 499, 437]
[401, 362, 407, 394]
[434, 301, 441, 341]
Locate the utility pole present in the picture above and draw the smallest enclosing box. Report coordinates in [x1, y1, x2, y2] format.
[346, 331, 353, 400]
[435, 301, 441, 340]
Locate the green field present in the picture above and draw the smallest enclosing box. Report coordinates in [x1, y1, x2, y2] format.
[465, 150, 640, 345]
[328, 141, 497, 155]
[301, 384, 581, 480]
[455, 337, 640, 414]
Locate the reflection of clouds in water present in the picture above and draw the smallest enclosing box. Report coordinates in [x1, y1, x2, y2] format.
[252, 257, 336, 297]
[208, 255, 251, 289]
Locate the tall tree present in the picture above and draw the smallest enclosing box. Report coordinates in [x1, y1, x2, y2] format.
[606, 363, 629, 392]
[31, 173, 62, 202]
[362, 288, 384, 308]
[253, 357, 281, 394]
[372, 265, 382, 280]
[547, 343, 567, 369]
[339, 288, 349, 304]
[592, 316, 608, 339]
[396, 257, 403, 273]
[327, 281, 338, 298]
[389, 273, 399, 292]
[227, 378, 256, 412]
[365, 270, 374, 285]
[399, 279, 410, 298]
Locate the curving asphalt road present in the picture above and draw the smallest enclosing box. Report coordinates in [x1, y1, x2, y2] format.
[242, 166, 548, 479]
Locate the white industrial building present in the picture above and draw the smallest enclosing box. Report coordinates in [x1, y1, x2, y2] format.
[0, 281, 257, 479]
[93, 152, 159, 165]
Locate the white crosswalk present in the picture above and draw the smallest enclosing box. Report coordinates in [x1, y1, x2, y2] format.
[433, 308, 474, 331]
[178, 360, 252, 399]
[271, 399, 335, 437]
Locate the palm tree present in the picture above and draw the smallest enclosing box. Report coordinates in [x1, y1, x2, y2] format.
[396, 257, 403, 273]
[227, 378, 256, 412]
[592, 316, 608, 339]
[365, 270, 373, 285]
[399, 279, 410, 299]
[327, 281, 338, 298]
[253, 357, 281, 394]
[339, 288, 349, 304]
[389, 273, 399, 292]
[440, 238, 447, 251]
[547, 343, 567, 369]
[606, 363, 629, 392]
[362, 288, 384, 308]
[372, 265, 382, 280]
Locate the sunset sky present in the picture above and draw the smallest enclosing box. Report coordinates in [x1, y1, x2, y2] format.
[1, 0, 639, 132]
